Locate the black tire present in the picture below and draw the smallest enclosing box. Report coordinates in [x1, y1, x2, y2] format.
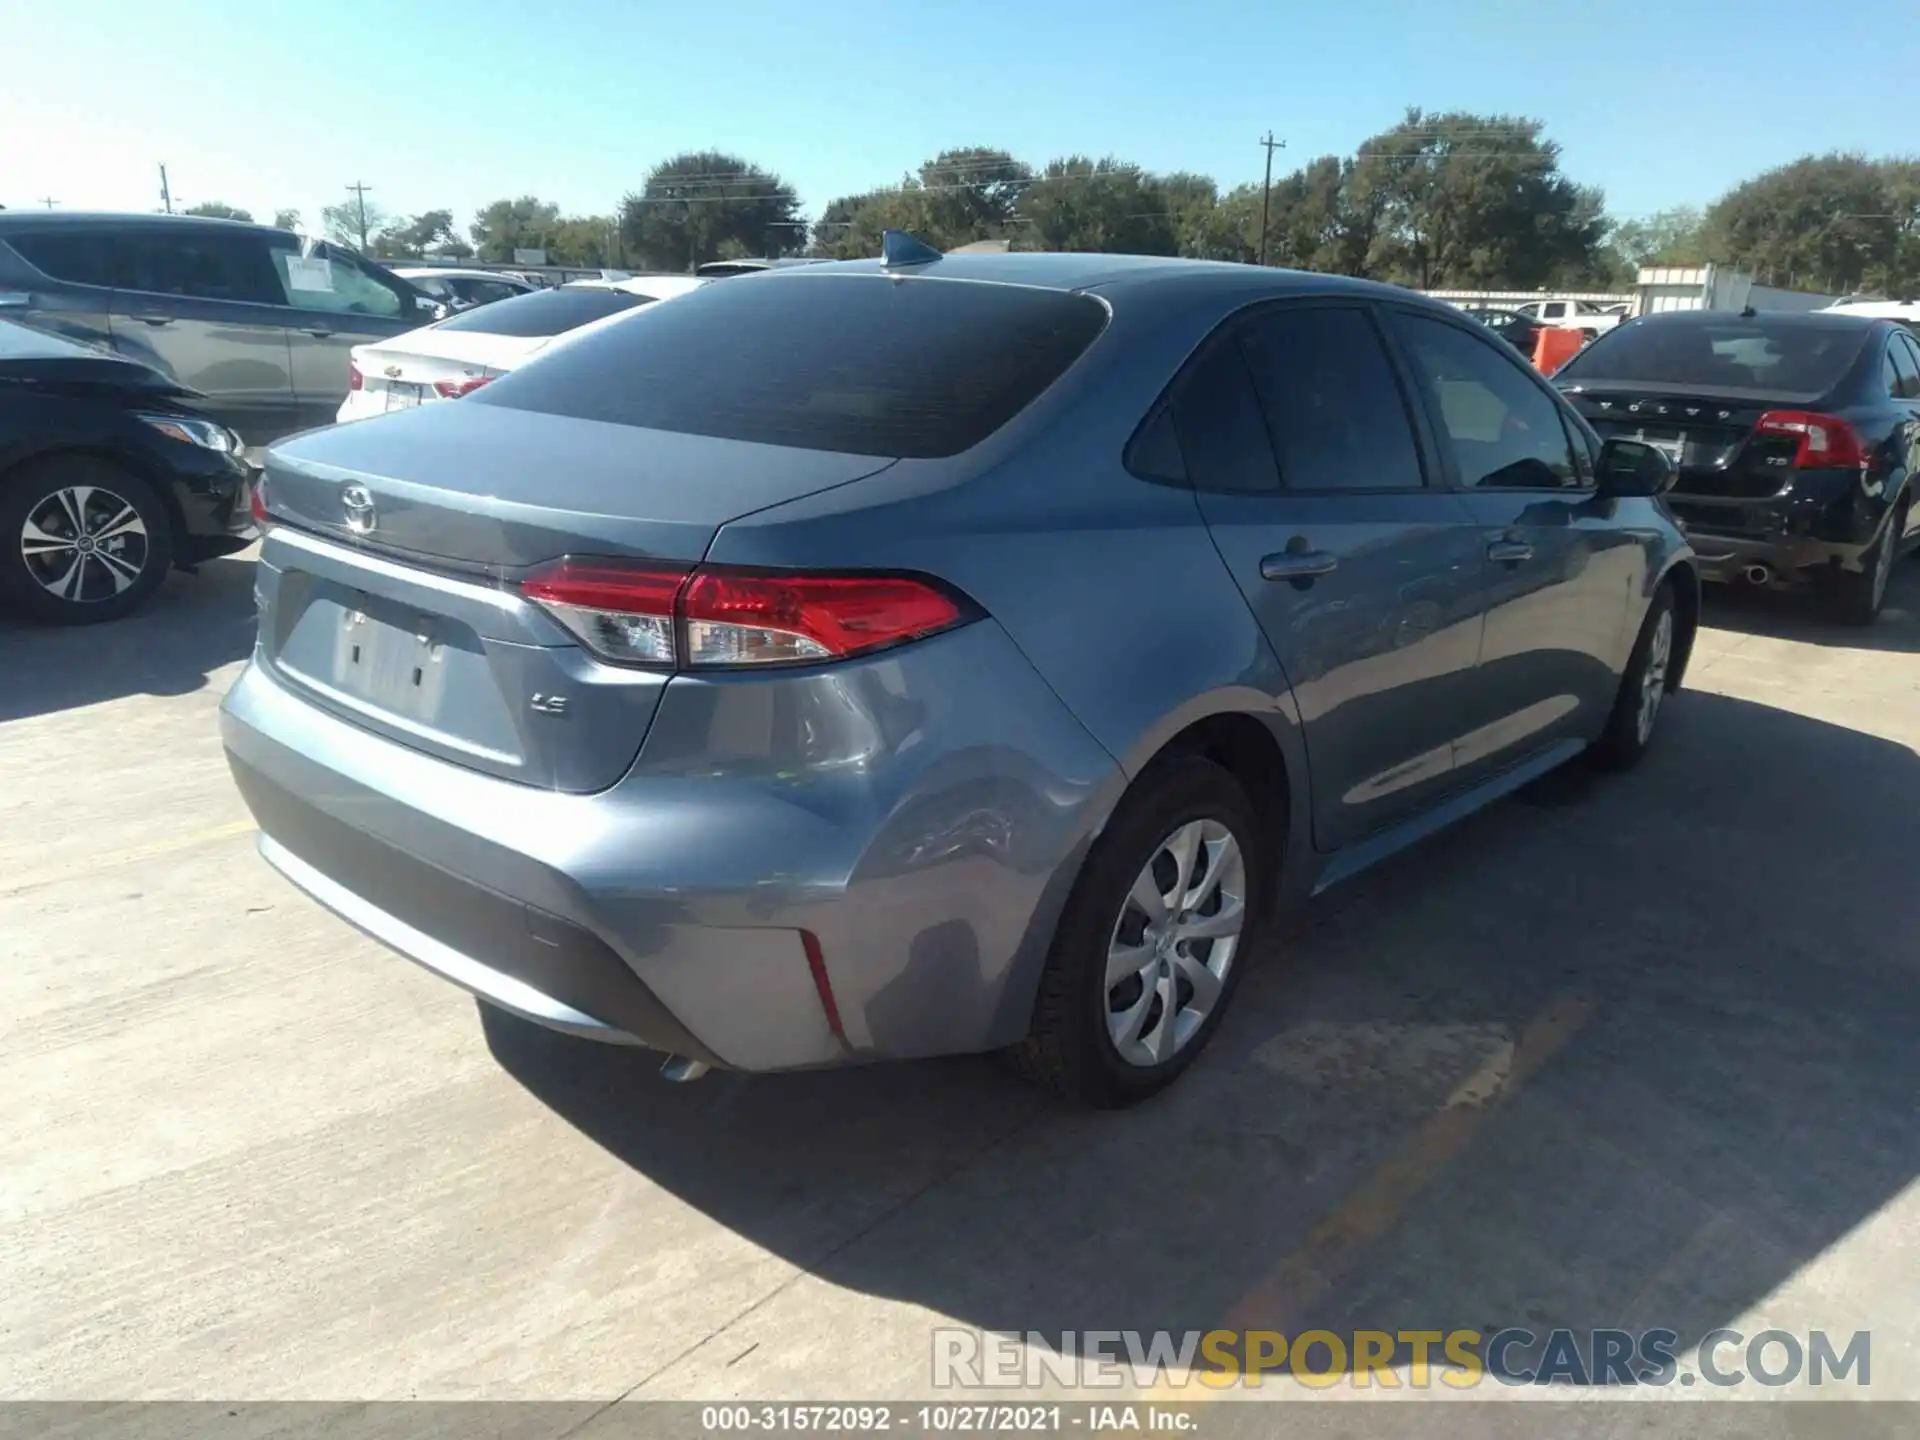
[1009, 754, 1269, 1108]
[1819, 502, 1902, 627]
[1591, 582, 1677, 771]
[0, 455, 174, 625]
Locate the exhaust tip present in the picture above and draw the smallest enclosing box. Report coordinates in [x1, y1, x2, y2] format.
[1743, 564, 1773, 586]
[659, 1054, 711, 1083]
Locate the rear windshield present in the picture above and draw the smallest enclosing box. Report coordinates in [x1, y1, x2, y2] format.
[472, 273, 1110, 457]
[435, 286, 650, 337]
[1560, 318, 1868, 399]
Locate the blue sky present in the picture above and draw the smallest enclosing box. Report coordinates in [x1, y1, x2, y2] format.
[5, 0, 1915, 235]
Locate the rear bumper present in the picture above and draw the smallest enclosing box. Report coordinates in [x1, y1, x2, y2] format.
[219, 620, 1122, 1071]
[1667, 474, 1883, 584]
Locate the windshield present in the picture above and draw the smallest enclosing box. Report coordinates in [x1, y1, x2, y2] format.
[1557, 319, 1870, 400]
[433, 286, 651, 337]
[473, 272, 1109, 457]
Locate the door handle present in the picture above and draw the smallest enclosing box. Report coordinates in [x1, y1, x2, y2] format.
[301, 326, 335, 338]
[129, 313, 174, 327]
[1487, 539, 1534, 564]
[1260, 549, 1339, 582]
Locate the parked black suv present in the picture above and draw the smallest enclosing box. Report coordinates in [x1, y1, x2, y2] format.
[0, 212, 438, 448]
[1554, 310, 1919, 623]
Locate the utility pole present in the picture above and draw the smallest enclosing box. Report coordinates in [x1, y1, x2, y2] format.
[158, 163, 172, 214]
[1257, 132, 1286, 267]
[346, 181, 373, 249]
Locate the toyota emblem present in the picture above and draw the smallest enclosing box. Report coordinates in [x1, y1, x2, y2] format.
[341, 483, 376, 535]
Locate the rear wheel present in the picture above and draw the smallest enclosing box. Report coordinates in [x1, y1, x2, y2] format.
[1820, 505, 1900, 626]
[1010, 754, 1268, 1107]
[1592, 583, 1676, 770]
[0, 456, 173, 625]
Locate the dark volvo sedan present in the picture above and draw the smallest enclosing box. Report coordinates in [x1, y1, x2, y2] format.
[1554, 309, 1920, 623]
[223, 240, 1696, 1106]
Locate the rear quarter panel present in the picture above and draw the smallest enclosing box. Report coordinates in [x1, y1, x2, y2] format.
[705, 285, 1321, 928]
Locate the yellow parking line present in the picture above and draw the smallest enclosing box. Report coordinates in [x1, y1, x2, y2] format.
[1, 820, 256, 898]
[1152, 994, 1593, 1399]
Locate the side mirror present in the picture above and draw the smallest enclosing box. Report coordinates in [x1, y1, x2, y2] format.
[1595, 438, 1675, 497]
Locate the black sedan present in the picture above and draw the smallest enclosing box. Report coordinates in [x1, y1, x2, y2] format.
[1461, 306, 1543, 358]
[1554, 309, 1920, 623]
[0, 320, 257, 624]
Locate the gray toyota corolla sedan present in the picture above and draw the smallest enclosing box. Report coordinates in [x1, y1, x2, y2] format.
[222, 238, 1696, 1106]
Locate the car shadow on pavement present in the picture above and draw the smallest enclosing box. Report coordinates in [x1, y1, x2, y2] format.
[485, 687, 1920, 1388]
[0, 554, 257, 722]
[1700, 554, 1920, 653]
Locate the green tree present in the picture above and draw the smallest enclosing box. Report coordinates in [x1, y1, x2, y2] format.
[916, 146, 1031, 247]
[1607, 206, 1708, 273]
[620, 152, 803, 271]
[549, 215, 620, 267]
[1352, 110, 1608, 288]
[271, 208, 301, 231]
[183, 201, 252, 222]
[1014, 156, 1177, 255]
[810, 185, 934, 259]
[1700, 155, 1920, 295]
[376, 208, 469, 259]
[321, 195, 389, 251]
[468, 196, 562, 263]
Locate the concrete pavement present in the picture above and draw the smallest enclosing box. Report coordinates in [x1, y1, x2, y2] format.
[4, 550, 1916, 1412]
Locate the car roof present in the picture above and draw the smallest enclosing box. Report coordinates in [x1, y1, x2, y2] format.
[755, 252, 1433, 308]
[1630, 308, 1887, 332]
[0, 210, 298, 241]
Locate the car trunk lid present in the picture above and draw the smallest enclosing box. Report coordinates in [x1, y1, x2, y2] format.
[255, 402, 896, 791]
[1562, 385, 1798, 499]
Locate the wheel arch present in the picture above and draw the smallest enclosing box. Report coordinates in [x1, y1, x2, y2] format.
[1659, 556, 1700, 692]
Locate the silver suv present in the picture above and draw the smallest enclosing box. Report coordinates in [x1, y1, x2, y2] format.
[0, 213, 438, 447]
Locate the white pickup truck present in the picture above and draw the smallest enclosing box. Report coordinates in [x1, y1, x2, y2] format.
[1511, 298, 1629, 340]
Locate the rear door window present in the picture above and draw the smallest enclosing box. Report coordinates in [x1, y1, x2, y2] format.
[113, 230, 282, 305]
[1238, 306, 1426, 491]
[436, 286, 647, 336]
[7, 231, 115, 287]
[474, 273, 1110, 458]
[1391, 311, 1582, 490]
[1167, 337, 1280, 493]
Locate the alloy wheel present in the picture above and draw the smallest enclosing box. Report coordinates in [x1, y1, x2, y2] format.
[19, 485, 151, 604]
[1104, 818, 1246, 1068]
[1636, 608, 1674, 745]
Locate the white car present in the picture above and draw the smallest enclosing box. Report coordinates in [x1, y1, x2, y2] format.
[336, 277, 705, 423]
[1511, 298, 1626, 339]
[391, 266, 537, 310]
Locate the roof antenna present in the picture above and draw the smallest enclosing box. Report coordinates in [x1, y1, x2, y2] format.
[881, 230, 943, 270]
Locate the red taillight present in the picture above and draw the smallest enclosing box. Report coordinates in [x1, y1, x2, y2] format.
[682, 567, 965, 666]
[347, 360, 363, 392]
[248, 473, 270, 529]
[1754, 410, 1868, 469]
[520, 559, 687, 666]
[519, 558, 969, 669]
[433, 375, 493, 399]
